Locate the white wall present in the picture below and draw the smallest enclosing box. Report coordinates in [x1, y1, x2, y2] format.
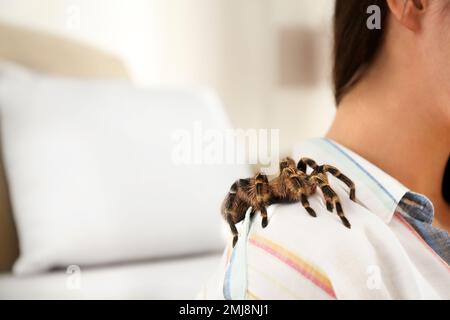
[266, 0, 336, 154]
[0, 0, 224, 87]
[0, 0, 336, 155]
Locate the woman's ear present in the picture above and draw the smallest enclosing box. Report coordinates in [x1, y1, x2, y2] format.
[387, 0, 429, 32]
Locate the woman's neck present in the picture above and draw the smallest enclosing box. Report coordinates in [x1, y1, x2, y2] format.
[326, 68, 450, 231]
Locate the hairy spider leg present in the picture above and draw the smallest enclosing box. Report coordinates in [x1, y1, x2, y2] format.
[322, 165, 356, 201]
[300, 193, 317, 217]
[297, 157, 319, 173]
[314, 176, 351, 229]
[255, 173, 269, 228]
[224, 182, 240, 247]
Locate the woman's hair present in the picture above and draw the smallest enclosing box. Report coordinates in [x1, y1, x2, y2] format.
[444, 159, 450, 204]
[333, 0, 389, 104]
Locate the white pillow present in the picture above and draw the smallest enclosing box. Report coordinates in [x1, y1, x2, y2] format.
[0, 63, 251, 275]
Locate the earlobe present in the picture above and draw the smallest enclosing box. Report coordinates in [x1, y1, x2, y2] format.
[387, 0, 427, 32]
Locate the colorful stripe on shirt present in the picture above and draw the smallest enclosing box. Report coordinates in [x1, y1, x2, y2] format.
[249, 234, 336, 298]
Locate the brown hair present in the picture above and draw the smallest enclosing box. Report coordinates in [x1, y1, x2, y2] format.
[333, 0, 389, 104]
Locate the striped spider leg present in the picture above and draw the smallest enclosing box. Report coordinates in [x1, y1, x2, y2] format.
[297, 157, 356, 228]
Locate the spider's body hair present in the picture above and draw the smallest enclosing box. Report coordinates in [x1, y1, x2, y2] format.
[222, 157, 357, 247]
[270, 158, 317, 202]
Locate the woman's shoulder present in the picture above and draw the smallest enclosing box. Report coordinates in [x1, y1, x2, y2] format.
[248, 188, 388, 251]
[243, 198, 397, 299]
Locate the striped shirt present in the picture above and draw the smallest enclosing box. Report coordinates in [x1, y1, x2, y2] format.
[198, 138, 450, 299]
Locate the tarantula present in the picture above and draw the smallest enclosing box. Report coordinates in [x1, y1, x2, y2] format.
[222, 157, 356, 246]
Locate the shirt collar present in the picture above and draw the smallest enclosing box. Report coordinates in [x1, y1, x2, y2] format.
[292, 138, 410, 224]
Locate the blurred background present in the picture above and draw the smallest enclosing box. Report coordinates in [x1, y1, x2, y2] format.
[0, 0, 336, 154]
[0, 0, 338, 299]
